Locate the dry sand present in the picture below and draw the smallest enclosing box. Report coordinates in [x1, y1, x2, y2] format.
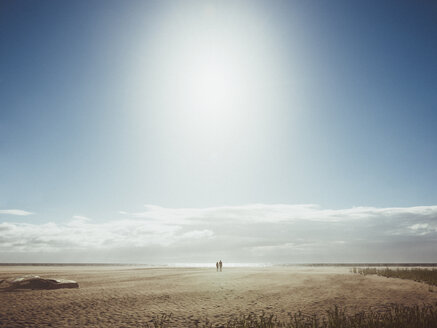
[1, 265, 437, 327]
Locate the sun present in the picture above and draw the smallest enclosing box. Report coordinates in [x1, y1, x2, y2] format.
[185, 51, 240, 116]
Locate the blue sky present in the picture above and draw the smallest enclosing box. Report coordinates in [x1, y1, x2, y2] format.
[1, 1, 437, 262]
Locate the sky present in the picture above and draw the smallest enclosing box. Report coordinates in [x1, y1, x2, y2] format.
[1, 0, 437, 263]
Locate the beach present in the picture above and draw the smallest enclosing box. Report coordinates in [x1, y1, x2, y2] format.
[1, 266, 437, 327]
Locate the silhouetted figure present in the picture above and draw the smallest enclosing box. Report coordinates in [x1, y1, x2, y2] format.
[219, 260, 223, 272]
[216, 262, 219, 272]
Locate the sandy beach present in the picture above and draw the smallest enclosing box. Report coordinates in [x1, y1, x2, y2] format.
[1, 266, 437, 327]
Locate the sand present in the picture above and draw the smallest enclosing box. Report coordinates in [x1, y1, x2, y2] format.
[1, 265, 437, 327]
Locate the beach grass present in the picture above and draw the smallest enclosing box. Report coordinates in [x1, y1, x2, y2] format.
[148, 303, 437, 327]
[352, 267, 437, 287]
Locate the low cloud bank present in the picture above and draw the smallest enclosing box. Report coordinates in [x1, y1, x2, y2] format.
[1, 204, 436, 263]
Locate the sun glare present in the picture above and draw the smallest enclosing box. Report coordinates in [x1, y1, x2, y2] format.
[129, 3, 271, 148]
[188, 54, 238, 113]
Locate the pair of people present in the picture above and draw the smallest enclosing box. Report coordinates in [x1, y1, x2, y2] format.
[215, 260, 223, 272]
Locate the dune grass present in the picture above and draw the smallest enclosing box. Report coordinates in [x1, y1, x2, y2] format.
[148, 303, 437, 327]
[352, 267, 437, 287]
[149, 268, 437, 327]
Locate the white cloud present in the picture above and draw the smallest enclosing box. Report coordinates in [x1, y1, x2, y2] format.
[410, 223, 429, 230]
[180, 229, 214, 240]
[408, 223, 437, 236]
[72, 215, 91, 222]
[1, 204, 437, 263]
[121, 204, 437, 225]
[0, 209, 33, 216]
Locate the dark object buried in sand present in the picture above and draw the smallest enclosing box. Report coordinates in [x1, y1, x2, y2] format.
[0, 275, 79, 290]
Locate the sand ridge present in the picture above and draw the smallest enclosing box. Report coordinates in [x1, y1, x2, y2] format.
[1, 266, 437, 327]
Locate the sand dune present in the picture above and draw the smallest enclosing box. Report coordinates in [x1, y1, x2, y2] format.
[1, 266, 436, 327]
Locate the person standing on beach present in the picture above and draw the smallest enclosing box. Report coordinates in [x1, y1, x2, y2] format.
[216, 262, 219, 272]
[219, 260, 222, 272]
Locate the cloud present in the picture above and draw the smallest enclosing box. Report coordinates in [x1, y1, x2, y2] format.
[72, 215, 91, 222]
[0, 209, 33, 216]
[1, 204, 437, 263]
[123, 204, 437, 224]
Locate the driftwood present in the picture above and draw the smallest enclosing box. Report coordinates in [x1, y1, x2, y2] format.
[0, 275, 79, 290]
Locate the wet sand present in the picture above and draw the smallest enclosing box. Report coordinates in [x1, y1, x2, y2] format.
[1, 266, 437, 327]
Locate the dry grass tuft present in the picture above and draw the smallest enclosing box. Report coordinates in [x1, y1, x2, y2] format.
[148, 303, 437, 327]
[353, 267, 437, 286]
